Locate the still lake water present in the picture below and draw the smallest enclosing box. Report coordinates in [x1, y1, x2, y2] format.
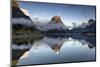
[12, 35, 96, 65]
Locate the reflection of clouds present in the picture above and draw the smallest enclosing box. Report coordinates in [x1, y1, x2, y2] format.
[12, 44, 32, 50]
[12, 37, 95, 51]
[30, 37, 67, 53]
[18, 36, 95, 62]
[31, 37, 95, 53]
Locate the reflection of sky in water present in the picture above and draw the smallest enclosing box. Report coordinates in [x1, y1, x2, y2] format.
[17, 37, 95, 65]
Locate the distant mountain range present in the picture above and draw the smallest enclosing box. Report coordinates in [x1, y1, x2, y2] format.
[33, 15, 96, 33]
[36, 16, 96, 35]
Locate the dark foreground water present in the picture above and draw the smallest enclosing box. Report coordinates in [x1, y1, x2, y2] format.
[12, 35, 96, 65]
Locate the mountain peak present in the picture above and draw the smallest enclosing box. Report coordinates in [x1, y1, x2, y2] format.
[51, 15, 63, 24]
[12, 0, 19, 8]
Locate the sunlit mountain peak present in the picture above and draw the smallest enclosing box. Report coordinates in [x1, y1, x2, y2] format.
[20, 8, 30, 16]
[12, 0, 19, 7]
[51, 15, 63, 24]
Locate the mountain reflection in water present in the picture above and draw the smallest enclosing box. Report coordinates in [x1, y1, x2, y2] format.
[11, 35, 96, 65]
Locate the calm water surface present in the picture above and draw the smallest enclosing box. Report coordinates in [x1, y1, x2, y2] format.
[13, 36, 96, 65]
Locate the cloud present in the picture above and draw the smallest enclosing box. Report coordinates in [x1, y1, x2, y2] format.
[12, 18, 34, 26]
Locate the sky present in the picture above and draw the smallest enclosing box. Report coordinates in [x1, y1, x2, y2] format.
[18, 1, 96, 26]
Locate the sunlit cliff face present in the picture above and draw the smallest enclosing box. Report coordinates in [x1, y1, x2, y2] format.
[51, 15, 63, 23]
[20, 8, 30, 16]
[12, 0, 30, 17]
